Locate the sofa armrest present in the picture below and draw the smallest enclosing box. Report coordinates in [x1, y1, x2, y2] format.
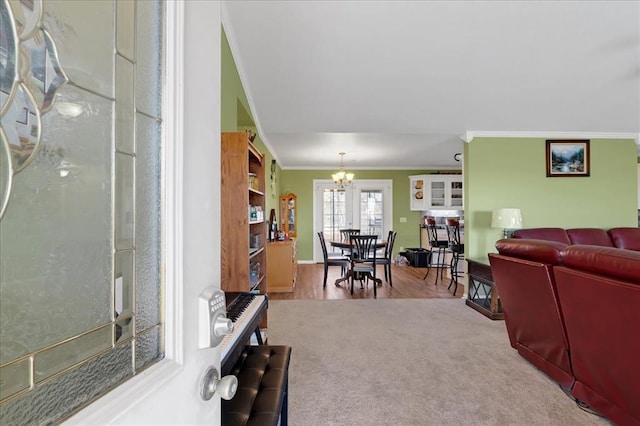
[495, 239, 568, 265]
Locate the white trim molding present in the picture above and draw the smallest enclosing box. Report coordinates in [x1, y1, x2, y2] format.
[163, 0, 185, 365]
[462, 131, 640, 144]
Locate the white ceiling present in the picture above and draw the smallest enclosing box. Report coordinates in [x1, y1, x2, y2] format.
[222, 1, 640, 170]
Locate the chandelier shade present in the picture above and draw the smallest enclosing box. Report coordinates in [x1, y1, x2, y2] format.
[332, 152, 354, 188]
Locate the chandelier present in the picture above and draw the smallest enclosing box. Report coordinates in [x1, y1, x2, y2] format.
[332, 152, 354, 189]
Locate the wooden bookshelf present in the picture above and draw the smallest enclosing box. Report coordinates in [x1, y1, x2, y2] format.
[221, 132, 267, 301]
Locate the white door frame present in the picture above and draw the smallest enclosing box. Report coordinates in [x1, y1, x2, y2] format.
[313, 179, 393, 263]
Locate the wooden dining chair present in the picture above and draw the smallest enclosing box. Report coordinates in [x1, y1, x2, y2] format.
[376, 230, 397, 287]
[349, 234, 379, 298]
[318, 232, 350, 288]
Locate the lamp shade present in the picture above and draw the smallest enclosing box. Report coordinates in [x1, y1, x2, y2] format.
[491, 208, 523, 229]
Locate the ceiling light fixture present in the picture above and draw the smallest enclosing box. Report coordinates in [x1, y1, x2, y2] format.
[331, 152, 354, 189]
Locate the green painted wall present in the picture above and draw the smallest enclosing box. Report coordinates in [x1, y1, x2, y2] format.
[465, 138, 638, 261]
[221, 27, 280, 214]
[279, 169, 455, 261]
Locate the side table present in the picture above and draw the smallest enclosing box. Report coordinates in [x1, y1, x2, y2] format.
[466, 257, 504, 320]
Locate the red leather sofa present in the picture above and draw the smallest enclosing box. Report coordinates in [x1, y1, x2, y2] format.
[488, 227, 640, 426]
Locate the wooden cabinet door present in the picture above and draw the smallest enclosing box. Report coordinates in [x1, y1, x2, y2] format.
[266, 240, 296, 293]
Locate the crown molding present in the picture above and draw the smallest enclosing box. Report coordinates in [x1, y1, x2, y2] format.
[462, 131, 639, 144]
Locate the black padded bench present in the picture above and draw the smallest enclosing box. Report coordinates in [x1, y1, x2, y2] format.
[222, 345, 292, 426]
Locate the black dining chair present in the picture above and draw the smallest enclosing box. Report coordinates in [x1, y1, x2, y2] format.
[340, 228, 361, 241]
[445, 218, 464, 295]
[422, 217, 449, 284]
[349, 234, 379, 298]
[318, 232, 350, 288]
[339, 229, 361, 257]
[376, 230, 397, 287]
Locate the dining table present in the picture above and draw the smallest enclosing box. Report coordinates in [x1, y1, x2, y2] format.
[330, 240, 387, 287]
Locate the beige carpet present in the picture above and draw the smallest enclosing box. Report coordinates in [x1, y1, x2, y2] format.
[267, 299, 610, 426]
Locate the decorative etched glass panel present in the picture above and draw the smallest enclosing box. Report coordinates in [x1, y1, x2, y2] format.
[0, 0, 163, 422]
[0, 128, 11, 218]
[135, 0, 162, 118]
[19, 28, 69, 112]
[42, 1, 114, 98]
[8, 0, 42, 40]
[0, 342, 134, 426]
[135, 325, 161, 370]
[134, 113, 161, 332]
[114, 249, 134, 319]
[115, 0, 135, 60]
[0, 1, 19, 116]
[0, 358, 30, 401]
[34, 325, 112, 383]
[115, 55, 134, 154]
[115, 152, 134, 250]
[115, 316, 133, 343]
[0, 86, 113, 366]
[1, 83, 42, 173]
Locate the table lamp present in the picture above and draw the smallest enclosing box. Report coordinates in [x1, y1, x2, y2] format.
[491, 208, 523, 239]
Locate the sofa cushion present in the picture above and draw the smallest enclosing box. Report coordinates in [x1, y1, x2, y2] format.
[561, 245, 640, 285]
[608, 227, 640, 251]
[495, 239, 568, 265]
[512, 228, 571, 244]
[566, 228, 614, 247]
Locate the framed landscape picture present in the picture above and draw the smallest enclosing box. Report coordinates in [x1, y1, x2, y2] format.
[546, 140, 590, 177]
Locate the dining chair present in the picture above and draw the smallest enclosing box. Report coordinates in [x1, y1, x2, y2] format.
[445, 218, 464, 295]
[339, 228, 361, 257]
[349, 234, 379, 298]
[318, 232, 350, 288]
[422, 217, 449, 284]
[376, 230, 397, 287]
[340, 229, 361, 241]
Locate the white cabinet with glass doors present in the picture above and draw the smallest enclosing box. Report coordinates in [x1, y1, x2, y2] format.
[409, 175, 463, 210]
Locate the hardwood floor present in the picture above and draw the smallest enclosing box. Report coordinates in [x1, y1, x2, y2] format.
[268, 263, 461, 300]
